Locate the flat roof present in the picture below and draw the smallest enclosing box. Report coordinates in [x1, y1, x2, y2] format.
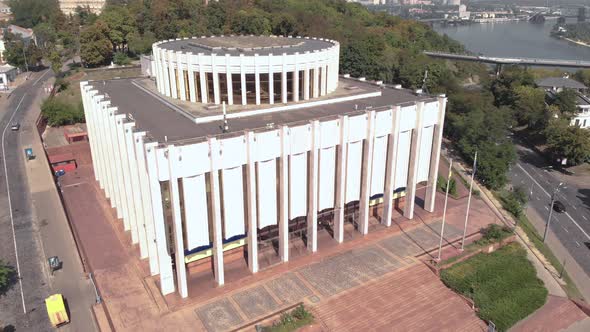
[91, 77, 435, 145]
[157, 36, 335, 56]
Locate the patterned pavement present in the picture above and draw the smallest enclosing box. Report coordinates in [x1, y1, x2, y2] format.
[193, 220, 467, 332]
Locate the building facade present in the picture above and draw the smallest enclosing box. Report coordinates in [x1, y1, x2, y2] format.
[80, 35, 447, 299]
[59, 0, 105, 15]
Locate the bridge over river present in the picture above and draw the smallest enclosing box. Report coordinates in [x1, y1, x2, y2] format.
[424, 51, 590, 69]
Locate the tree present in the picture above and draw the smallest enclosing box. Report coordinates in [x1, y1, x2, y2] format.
[513, 85, 547, 129]
[80, 21, 113, 67]
[0, 260, 15, 295]
[49, 50, 62, 74]
[33, 22, 58, 49]
[8, 0, 60, 28]
[128, 31, 156, 56]
[552, 89, 578, 118]
[100, 5, 136, 52]
[231, 10, 271, 35]
[2, 35, 43, 70]
[544, 119, 590, 165]
[574, 69, 590, 87]
[491, 66, 535, 107]
[41, 98, 85, 126]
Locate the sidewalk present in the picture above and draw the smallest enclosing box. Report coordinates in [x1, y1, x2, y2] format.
[19, 78, 97, 331]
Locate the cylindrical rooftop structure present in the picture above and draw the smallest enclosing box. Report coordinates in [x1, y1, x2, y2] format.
[152, 35, 340, 106]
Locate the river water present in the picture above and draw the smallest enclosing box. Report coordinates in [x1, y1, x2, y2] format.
[434, 20, 590, 61]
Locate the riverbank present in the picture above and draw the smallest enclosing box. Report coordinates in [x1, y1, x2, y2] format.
[560, 36, 590, 49]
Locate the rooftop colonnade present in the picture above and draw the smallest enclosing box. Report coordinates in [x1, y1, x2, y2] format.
[151, 35, 340, 105]
[80, 78, 447, 298]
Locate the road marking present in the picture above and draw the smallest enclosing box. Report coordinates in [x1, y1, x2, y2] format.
[563, 225, 569, 233]
[33, 69, 49, 86]
[536, 197, 540, 201]
[575, 241, 581, 247]
[544, 206, 549, 211]
[517, 163, 590, 241]
[583, 215, 588, 221]
[572, 205, 577, 210]
[1, 93, 27, 314]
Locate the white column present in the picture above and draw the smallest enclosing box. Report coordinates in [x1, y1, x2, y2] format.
[404, 103, 425, 219]
[160, 49, 171, 97]
[293, 53, 300, 102]
[97, 100, 114, 200]
[319, 65, 326, 96]
[176, 52, 187, 101]
[334, 115, 348, 243]
[268, 54, 274, 104]
[114, 115, 133, 232]
[279, 126, 289, 261]
[226, 54, 233, 105]
[312, 63, 319, 98]
[126, 126, 148, 259]
[359, 111, 375, 235]
[145, 143, 175, 295]
[152, 47, 162, 94]
[281, 53, 288, 104]
[167, 51, 178, 99]
[199, 54, 208, 104]
[212, 54, 220, 104]
[425, 96, 447, 212]
[106, 110, 124, 219]
[245, 132, 258, 273]
[255, 54, 261, 105]
[307, 120, 319, 252]
[208, 138, 224, 286]
[303, 65, 310, 101]
[383, 107, 401, 227]
[167, 146, 188, 298]
[187, 53, 197, 102]
[134, 132, 159, 274]
[240, 54, 247, 105]
[121, 122, 140, 246]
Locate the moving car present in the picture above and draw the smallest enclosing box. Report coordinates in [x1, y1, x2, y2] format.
[11, 122, 20, 131]
[553, 201, 566, 213]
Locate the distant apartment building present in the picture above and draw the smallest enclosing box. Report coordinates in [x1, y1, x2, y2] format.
[59, 0, 105, 15]
[536, 76, 590, 129]
[346, 0, 387, 5]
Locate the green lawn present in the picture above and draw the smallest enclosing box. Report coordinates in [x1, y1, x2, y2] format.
[441, 243, 548, 331]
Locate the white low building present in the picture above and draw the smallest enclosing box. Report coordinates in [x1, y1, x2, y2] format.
[80, 35, 447, 299]
[537, 76, 590, 129]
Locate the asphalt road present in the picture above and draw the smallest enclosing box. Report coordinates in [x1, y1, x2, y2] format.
[0, 70, 96, 331]
[509, 141, 590, 277]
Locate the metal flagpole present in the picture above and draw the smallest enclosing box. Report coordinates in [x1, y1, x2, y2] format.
[461, 151, 477, 251]
[437, 159, 452, 261]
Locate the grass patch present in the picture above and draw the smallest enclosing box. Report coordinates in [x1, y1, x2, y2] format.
[437, 175, 458, 197]
[440, 224, 513, 265]
[441, 243, 548, 331]
[261, 304, 314, 332]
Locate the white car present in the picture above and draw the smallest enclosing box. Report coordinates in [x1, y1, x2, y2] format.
[11, 122, 20, 131]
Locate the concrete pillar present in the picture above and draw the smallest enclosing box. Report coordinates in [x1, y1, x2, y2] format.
[425, 96, 447, 212]
[303, 66, 310, 100]
[121, 122, 140, 246]
[255, 54, 261, 105]
[126, 126, 148, 258]
[199, 54, 208, 104]
[240, 54, 247, 105]
[97, 100, 114, 200]
[281, 53, 288, 104]
[226, 54, 233, 105]
[383, 107, 401, 227]
[187, 53, 197, 102]
[268, 54, 274, 104]
[359, 111, 375, 235]
[167, 146, 188, 298]
[176, 52, 187, 101]
[168, 51, 178, 99]
[212, 54, 220, 104]
[319, 65, 326, 96]
[145, 142, 175, 295]
[312, 64, 319, 98]
[106, 110, 124, 219]
[161, 49, 171, 97]
[208, 138, 224, 286]
[293, 53, 300, 102]
[307, 120, 319, 252]
[245, 132, 258, 273]
[334, 115, 349, 243]
[404, 103, 425, 219]
[279, 126, 289, 261]
[114, 115, 132, 231]
[134, 132, 159, 274]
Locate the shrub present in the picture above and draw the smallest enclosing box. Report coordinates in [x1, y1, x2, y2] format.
[441, 243, 547, 331]
[113, 52, 131, 66]
[41, 98, 85, 126]
[437, 175, 457, 196]
[262, 304, 314, 332]
[0, 260, 16, 295]
[499, 189, 525, 218]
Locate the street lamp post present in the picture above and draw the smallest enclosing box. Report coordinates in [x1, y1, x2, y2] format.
[543, 182, 563, 243]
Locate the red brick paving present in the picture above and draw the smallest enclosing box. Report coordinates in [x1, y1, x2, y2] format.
[510, 295, 588, 332]
[312, 263, 486, 332]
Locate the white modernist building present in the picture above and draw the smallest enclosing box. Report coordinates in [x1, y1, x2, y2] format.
[152, 35, 339, 105]
[80, 35, 447, 299]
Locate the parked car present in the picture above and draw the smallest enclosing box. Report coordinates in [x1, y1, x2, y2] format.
[11, 122, 20, 131]
[553, 201, 566, 213]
